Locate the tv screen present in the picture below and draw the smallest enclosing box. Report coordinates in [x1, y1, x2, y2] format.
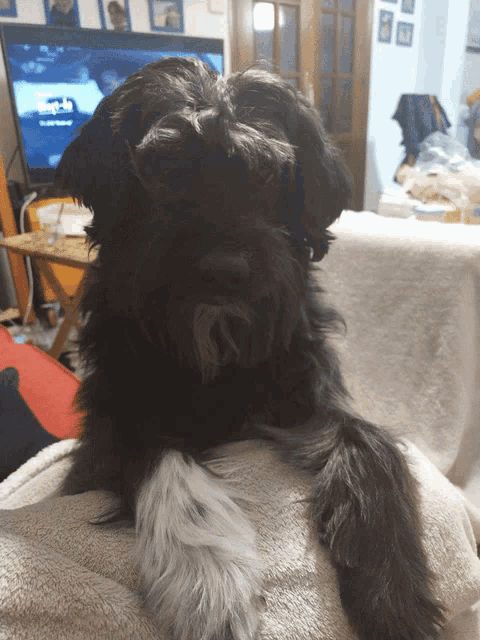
[0, 24, 224, 189]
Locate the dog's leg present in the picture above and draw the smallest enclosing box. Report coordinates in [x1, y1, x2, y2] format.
[258, 415, 446, 640]
[135, 450, 263, 640]
[309, 417, 446, 639]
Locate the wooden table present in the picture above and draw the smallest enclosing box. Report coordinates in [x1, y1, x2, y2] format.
[0, 231, 97, 359]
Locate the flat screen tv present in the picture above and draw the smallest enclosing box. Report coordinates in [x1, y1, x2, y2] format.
[0, 23, 224, 189]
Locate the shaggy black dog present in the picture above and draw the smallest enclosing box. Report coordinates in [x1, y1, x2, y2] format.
[56, 57, 446, 640]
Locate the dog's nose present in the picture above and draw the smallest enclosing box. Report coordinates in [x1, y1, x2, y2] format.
[196, 251, 250, 280]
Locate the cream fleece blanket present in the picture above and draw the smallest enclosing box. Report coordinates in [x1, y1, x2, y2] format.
[321, 211, 480, 509]
[1, 437, 480, 639]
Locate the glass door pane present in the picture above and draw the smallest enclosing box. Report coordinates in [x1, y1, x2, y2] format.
[254, 2, 274, 66]
[320, 78, 333, 132]
[319, 2, 355, 134]
[279, 5, 298, 72]
[321, 13, 336, 73]
[339, 15, 354, 73]
[335, 79, 352, 133]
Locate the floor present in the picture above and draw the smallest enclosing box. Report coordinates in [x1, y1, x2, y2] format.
[4, 312, 85, 379]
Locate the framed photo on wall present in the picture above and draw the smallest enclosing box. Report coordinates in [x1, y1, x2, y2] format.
[397, 21, 414, 47]
[467, 8, 480, 48]
[0, 0, 17, 17]
[378, 10, 394, 44]
[98, 0, 132, 32]
[44, 0, 80, 27]
[401, 0, 415, 14]
[149, 0, 184, 33]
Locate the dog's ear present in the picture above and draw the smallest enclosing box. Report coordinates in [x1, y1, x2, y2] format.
[288, 93, 353, 261]
[55, 97, 141, 247]
[227, 69, 353, 262]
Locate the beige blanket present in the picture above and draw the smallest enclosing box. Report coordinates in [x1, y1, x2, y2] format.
[321, 211, 480, 509]
[1, 437, 480, 639]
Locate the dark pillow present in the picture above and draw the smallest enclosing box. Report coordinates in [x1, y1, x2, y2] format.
[0, 367, 58, 482]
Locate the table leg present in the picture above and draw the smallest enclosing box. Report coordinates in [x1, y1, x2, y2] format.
[35, 259, 87, 359]
[49, 316, 76, 360]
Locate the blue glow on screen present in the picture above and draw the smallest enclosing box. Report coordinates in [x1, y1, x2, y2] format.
[5, 40, 223, 180]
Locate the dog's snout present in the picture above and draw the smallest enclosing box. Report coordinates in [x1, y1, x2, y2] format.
[197, 251, 251, 280]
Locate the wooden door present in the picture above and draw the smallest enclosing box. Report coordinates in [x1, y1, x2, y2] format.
[230, 0, 374, 210]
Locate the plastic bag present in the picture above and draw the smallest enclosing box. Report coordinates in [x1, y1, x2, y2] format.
[401, 133, 480, 222]
[415, 131, 480, 174]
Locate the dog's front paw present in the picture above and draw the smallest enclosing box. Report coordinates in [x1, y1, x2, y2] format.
[135, 450, 263, 640]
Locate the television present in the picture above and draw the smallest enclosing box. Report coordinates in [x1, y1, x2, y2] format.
[0, 24, 224, 190]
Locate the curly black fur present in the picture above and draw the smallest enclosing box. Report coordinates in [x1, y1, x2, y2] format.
[56, 57, 446, 639]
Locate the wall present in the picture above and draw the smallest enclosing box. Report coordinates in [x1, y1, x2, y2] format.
[460, 0, 480, 105]
[0, 0, 229, 187]
[462, 51, 480, 101]
[364, 0, 471, 212]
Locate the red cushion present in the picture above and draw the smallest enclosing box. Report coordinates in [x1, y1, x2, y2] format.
[0, 325, 81, 439]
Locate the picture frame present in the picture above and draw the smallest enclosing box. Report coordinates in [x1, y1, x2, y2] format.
[401, 0, 415, 14]
[98, 0, 132, 32]
[467, 8, 480, 49]
[378, 10, 394, 44]
[149, 0, 184, 33]
[0, 0, 17, 17]
[44, 0, 80, 27]
[396, 21, 414, 47]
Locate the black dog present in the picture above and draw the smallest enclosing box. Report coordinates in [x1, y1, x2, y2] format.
[56, 57, 445, 640]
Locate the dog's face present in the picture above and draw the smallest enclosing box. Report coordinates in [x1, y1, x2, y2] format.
[56, 57, 352, 381]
